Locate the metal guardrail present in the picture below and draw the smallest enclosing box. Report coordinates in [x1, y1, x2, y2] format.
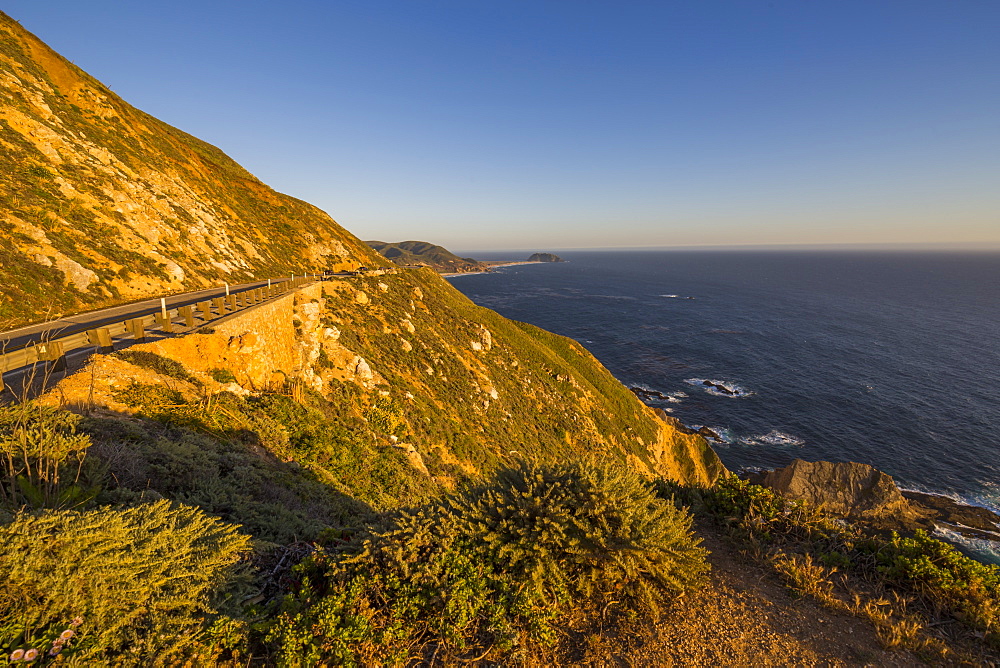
[0, 276, 316, 388]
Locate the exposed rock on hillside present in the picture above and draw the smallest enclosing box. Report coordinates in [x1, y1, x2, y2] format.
[0, 11, 386, 328]
[528, 252, 564, 262]
[366, 240, 487, 274]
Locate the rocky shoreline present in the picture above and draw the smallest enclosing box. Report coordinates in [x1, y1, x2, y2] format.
[744, 459, 1000, 557]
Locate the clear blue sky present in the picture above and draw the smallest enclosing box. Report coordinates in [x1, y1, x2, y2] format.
[6, 1, 1000, 251]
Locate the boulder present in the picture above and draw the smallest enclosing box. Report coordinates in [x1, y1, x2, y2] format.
[353, 357, 373, 381]
[749, 459, 916, 521]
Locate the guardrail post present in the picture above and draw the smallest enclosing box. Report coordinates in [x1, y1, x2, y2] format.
[34, 341, 67, 373]
[179, 305, 195, 327]
[125, 318, 146, 342]
[87, 328, 114, 353]
[227, 294, 237, 311]
[154, 313, 174, 333]
[212, 297, 226, 315]
[198, 301, 212, 322]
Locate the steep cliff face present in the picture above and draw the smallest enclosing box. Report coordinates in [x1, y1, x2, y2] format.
[43, 269, 724, 490]
[0, 12, 385, 328]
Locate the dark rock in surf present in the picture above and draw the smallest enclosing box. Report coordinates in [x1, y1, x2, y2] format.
[630, 386, 670, 402]
[702, 380, 735, 395]
[696, 426, 722, 442]
[902, 490, 1000, 541]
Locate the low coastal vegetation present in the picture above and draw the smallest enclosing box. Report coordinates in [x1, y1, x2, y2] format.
[665, 476, 1000, 658]
[0, 399, 709, 664]
[268, 460, 707, 665]
[2, 397, 998, 664]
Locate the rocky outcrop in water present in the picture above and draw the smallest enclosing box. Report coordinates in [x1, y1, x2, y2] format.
[527, 252, 564, 262]
[902, 490, 1000, 541]
[748, 459, 916, 521]
[630, 386, 671, 401]
[748, 459, 1000, 544]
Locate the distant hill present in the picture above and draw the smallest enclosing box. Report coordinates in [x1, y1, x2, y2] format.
[528, 252, 564, 262]
[366, 240, 487, 273]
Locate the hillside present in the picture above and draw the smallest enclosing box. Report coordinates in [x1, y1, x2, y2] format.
[0, 11, 386, 329]
[366, 239, 487, 273]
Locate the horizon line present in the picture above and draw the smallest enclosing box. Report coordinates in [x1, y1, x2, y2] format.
[454, 241, 1000, 255]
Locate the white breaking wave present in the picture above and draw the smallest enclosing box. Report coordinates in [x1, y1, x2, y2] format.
[684, 378, 753, 398]
[932, 525, 1000, 566]
[898, 483, 1000, 517]
[739, 430, 805, 447]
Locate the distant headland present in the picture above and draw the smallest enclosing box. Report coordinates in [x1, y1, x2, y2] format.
[527, 252, 564, 262]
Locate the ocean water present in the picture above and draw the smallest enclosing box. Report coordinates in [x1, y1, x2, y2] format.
[450, 250, 1000, 555]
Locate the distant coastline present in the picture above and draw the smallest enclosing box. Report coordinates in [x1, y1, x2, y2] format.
[441, 260, 542, 278]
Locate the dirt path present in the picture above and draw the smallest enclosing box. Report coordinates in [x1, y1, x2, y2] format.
[560, 521, 940, 667]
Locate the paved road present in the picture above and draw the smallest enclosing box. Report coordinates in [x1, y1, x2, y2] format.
[0, 278, 290, 352]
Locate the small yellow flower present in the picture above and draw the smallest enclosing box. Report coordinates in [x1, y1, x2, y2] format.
[60, 629, 74, 640]
[10, 649, 24, 661]
[23, 648, 38, 661]
[70, 616, 83, 627]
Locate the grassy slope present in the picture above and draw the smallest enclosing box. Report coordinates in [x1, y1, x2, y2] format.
[52, 267, 722, 545]
[318, 268, 722, 483]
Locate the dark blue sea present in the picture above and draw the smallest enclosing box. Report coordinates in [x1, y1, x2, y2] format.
[449, 250, 1000, 559]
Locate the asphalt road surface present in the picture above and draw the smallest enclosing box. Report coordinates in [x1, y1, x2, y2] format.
[0, 278, 290, 352]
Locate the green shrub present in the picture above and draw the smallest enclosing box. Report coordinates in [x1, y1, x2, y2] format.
[208, 368, 238, 384]
[85, 416, 371, 544]
[0, 500, 252, 664]
[267, 458, 708, 665]
[453, 458, 709, 606]
[687, 475, 1000, 647]
[0, 404, 92, 509]
[879, 530, 1000, 641]
[112, 381, 185, 415]
[110, 350, 201, 386]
